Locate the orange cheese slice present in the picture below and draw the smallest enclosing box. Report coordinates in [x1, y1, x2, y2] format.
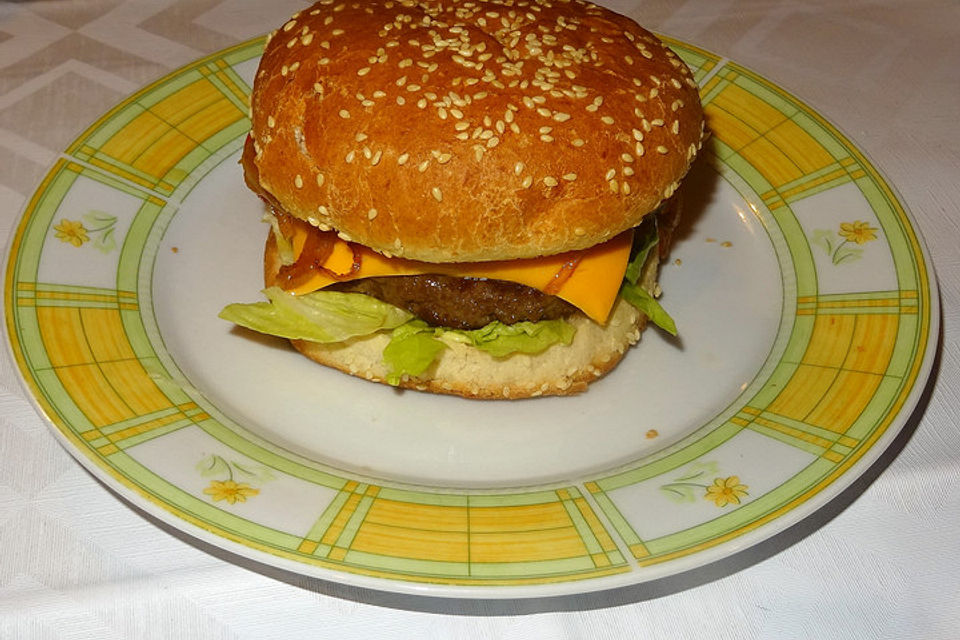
[284, 227, 633, 324]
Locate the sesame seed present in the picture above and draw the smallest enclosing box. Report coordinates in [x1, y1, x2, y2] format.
[417, 98, 427, 109]
[316, 173, 325, 187]
[553, 112, 571, 122]
[605, 168, 616, 181]
[267, 115, 276, 128]
[294, 174, 303, 188]
[371, 150, 382, 165]
[622, 182, 632, 195]
[313, 82, 323, 94]
[332, 28, 344, 36]
[301, 33, 314, 46]
[601, 116, 615, 125]
[623, 167, 635, 176]
[418, 160, 430, 172]
[338, 109, 350, 119]
[514, 162, 525, 175]
[487, 136, 500, 148]
[621, 153, 634, 163]
[521, 175, 533, 189]
[609, 179, 619, 193]
[368, 208, 378, 220]
[563, 173, 577, 181]
[286, 38, 296, 49]
[345, 150, 355, 163]
[571, 138, 585, 147]
[632, 128, 644, 141]
[540, 134, 554, 142]
[431, 187, 443, 202]
[636, 142, 645, 156]
[543, 176, 558, 187]
[574, 226, 586, 236]
[283, 19, 297, 32]
[437, 153, 452, 164]
[357, 67, 371, 76]
[657, 145, 669, 154]
[672, 120, 680, 134]
[355, 133, 368, 142]
[396, 95, 405, 105]
[651, 118, 664, 127]
[397, 153, 410, 165]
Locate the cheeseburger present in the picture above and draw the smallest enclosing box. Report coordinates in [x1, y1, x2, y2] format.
[220, 0, 705, 398]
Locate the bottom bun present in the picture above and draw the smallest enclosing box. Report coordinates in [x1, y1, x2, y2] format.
[265, 235, 660, 400]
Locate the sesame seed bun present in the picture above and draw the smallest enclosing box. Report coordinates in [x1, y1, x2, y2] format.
[263, 231, 659, 399]
[249, 0, 704, 263]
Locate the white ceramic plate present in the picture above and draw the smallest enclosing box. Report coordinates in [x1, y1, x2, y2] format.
[4, 36, 938, 599]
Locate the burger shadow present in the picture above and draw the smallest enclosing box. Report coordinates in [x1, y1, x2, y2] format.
[227, 324, 296, 353]
[652, 151, 719, 352]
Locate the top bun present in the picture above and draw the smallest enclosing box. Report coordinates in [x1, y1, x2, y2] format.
[249, 0, 704, 263]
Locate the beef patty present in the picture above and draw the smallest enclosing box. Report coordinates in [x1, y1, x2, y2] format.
[330, 275, 577, 330]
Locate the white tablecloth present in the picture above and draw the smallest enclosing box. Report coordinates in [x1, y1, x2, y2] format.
[1, 0, 958, 637]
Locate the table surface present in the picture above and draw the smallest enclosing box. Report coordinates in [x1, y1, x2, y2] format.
[1, 0, 958, 637]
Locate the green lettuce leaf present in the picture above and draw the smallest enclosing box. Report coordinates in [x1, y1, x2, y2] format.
[381, 319, 576, 385]
[624, 216, 659, 286]
[456, 320, 576, 358]
[620, 284, 678, 336]
[218, 287, 412, 343]
[382, 321, 448, 385]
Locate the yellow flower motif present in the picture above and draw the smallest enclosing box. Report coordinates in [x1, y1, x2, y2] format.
[54, 219, 89, 247]
[704, 476, 749, 507]
[203, 480, 259, 504]
[838, 220, 878, 245]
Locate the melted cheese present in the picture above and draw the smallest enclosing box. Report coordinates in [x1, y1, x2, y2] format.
[285, 227, 633, 324]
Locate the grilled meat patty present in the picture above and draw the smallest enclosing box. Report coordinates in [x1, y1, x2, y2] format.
[330, 274, 577, 330]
